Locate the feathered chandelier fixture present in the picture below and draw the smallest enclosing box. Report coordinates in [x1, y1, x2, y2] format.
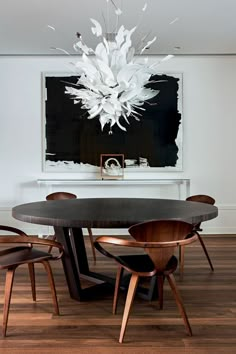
[63, 1, 173, 134]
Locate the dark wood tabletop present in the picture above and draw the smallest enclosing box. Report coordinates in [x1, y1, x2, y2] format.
[12, 198, 218, 302]
[12, 197, 218, 229]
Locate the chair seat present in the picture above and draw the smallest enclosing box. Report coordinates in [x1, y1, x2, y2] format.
[0, 246, 51, 269]
[117, 254, 155, 273]
[162, 255, 178, 275]
[117, 254, 178, 275]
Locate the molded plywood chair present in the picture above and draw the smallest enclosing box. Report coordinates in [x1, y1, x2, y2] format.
[0, 225, 64, 337]
[46, 192, 96, 262]
[46, 191, 77, 201]
[179, 194, 215, 274]
[94, 220, 198, 343]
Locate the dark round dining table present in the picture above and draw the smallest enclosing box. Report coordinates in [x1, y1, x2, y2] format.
[12, 198, 218, 301]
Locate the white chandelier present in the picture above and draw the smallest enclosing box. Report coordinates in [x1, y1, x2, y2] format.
[64, 1, 173, 133]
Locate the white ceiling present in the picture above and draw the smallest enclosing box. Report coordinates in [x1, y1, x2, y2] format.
[1, 0, 236, 56]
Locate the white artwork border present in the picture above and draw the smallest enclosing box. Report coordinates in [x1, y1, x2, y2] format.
[42, 72, 183, 173]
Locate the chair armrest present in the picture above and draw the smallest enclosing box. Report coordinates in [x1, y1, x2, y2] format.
[94, 234, 198, 249]
[0, 230, 64, 260]
[0, 225, 27, 236]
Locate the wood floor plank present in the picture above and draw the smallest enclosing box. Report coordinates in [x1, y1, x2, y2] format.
[0, 235, 235, 353]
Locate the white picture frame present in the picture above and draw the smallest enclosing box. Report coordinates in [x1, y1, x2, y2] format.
[42, 72, 183, 173]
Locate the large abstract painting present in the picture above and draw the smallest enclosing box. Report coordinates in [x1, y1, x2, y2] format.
[42, 72, 183, 172]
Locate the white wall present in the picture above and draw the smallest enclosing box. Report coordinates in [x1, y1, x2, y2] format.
[1, 55, 236, 234]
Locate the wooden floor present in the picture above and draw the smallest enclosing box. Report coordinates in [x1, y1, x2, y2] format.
[0, 235, 235, 354]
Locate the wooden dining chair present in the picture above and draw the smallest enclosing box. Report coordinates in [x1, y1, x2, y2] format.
[179, 194, 215, 274]
[46, 192, 96, 262]
[0, 225, 64, 337]
[94, 220, 198, 343]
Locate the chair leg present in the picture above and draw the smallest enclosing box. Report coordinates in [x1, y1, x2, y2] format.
[87, 228, 96, 263]
[113, 266, 124, 315]
[157, 275, 164, 310]
[41, 260, 59, 315]
[119, 274, 139, 344]
[197, 233, 214, 271]
[48, 235, 57, 254]
[167, 273, 192, 336]
[28, 263, 36, 301]
[179, 245, 185, 275]
[3, 267, 16, 337]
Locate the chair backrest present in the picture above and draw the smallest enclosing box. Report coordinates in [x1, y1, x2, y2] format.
[128, 220, 197, 271]
[186, 194, 215, 205]
[186, 195, 215, 230]
[95, 220, 197, 273]
[46, 192, 77, 200]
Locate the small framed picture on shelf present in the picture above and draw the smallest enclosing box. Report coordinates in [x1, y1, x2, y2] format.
[100, 154, 124, 180]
